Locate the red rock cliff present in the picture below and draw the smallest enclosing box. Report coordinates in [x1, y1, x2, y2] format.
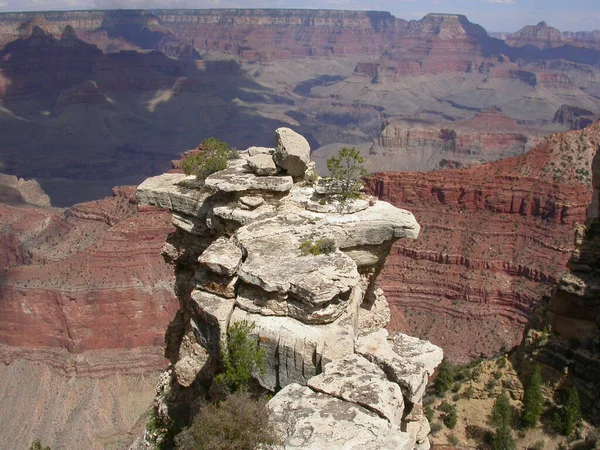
[366, 122, 600, 362]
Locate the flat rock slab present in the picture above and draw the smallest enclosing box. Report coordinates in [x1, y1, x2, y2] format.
[268, 384, 413, 450]
[247, 146, 274, 156]
[274, 127, 311, 177]
[198, 237, 242, 277]
[239, 195, 264, 209]
[308, 354, 405, 425]
[356, 329, 443, 404]
[205, 159, 293, 193]
[136, 173, 212, 217]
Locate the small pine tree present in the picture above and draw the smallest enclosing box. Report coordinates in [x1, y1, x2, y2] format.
[326, 147, 368, 202]
[434, 358, 454, 395]
[214, 320, 266, 393]
[553, 387, 581, 436]
[521, 364, 544, 428]
[490, 391, 516, 450]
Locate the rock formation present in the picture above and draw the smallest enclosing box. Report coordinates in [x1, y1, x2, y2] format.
[366, 122, 600, 362]
[506, 21, 567, 49]
[135, 127, 442, 449]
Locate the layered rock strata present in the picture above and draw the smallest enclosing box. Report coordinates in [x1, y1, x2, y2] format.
[136, 128, 442, 449]
[366, 122, 599, 362]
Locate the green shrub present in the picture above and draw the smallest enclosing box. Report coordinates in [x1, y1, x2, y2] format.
[214, 320, 266, 393]
[424, 406, 435, 422]
[175, 393, 281, 450]
[448, 434, 460, 446]
[181, 137, 235, 183]
[326, 147, 367, 202]
[496, 356, 507, 369]
[299, 238, 336, 256]
[442, 402, 458, 429]
[490, 391, 516, 450]
[434, 358, 454, 395]
[29, 440, 51, 450]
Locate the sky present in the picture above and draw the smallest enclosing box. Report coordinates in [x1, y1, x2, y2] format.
[0, 0, 598, 32]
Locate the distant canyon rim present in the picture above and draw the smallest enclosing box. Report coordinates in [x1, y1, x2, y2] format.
[0, 9, 598, 205]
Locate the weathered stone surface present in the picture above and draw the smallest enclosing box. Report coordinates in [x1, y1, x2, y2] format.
[274, 127, 311, 177]
[198, 237, 242, 277]
[174, 356, 203, 387]
[172, 213, 209, 235]
[358, 288, 391, 334]
[190, 290, 235, 355]
[268, 384, 413, 450]
[235, 216, 361, 323]
[205, 159, 293, 193]
[307, 354, 404, 425]
[195, 269, 238, 299]
[230, 299, 357, 390]
[247, 153, 278, 176]
[356, 329, 443, 403]
[239, 195, 264, 209]
[247, 146, 273, 157]
[136, 173, 212, 217]
[212, 204, 277, 227]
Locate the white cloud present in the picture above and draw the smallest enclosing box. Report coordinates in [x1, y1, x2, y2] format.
[486, 0, 516, 4]
[0, 0, 8, 6]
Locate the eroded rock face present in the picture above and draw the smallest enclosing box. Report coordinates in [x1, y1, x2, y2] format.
[136, 128, 439, 449]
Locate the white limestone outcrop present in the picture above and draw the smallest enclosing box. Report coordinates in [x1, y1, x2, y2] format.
[135, 128, 439, 450]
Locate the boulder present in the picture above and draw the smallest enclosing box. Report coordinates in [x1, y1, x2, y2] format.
[268, 384, 413, 450]
[307, 354, 405, 425]
[198, 237, 242, 277]
[274, 127, 311, 177]
[239, 195, 264, 209]
[247, 146, 273, 157]
[356, 329, 443, 404]
[174, 356, 203, 387]
[247, 153, 278, 176]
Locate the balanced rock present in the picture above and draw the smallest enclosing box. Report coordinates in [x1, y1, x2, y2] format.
[198, 237, 242, 277]
[274, 127, 311, 177]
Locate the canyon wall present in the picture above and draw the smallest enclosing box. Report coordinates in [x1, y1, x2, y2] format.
[0, 179, 178, 449]
[366, 122, 600, 362]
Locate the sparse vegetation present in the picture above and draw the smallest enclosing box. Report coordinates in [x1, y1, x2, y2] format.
[181, 137, 236, 183]
[29, 440, 51, 450]
[175, 392, 281, 450]
[214, 320, 266, 393]
[299, 238, 336, 256]
[326, 146, 367, 203]
[441, 401, 458, 429]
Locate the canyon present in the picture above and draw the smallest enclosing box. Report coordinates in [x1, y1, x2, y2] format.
[0, 176, 178, 449]
[0, 7, 599, 448]
[0, 10, 599, 205]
